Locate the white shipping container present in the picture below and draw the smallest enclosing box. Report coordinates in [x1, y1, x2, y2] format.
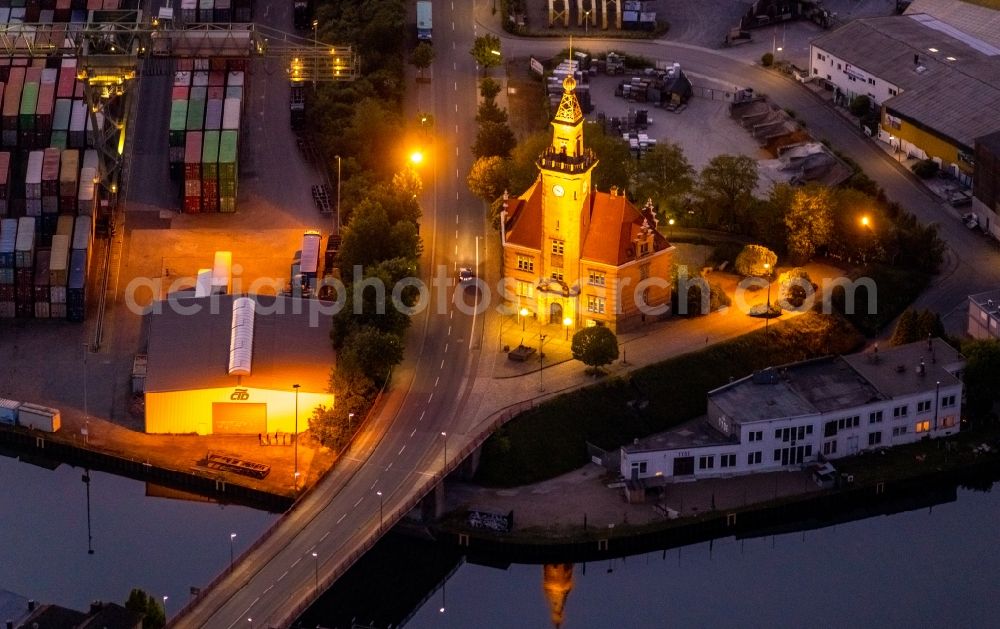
[193, 71, 210, 87]
[15, 216, 35, 267]
[69, 99, 87, 133]
[78, 167, 97, 209]
[51, 285, 67, 304]
[0, 398, 21, 425]
[212, 251, 232, 295]
[41, 68, 58, 85]
[195, 268, 212, 297]
[82, 149, 99, 171]
[173, 70, 192, 87]
[226, 71, 245, 87]
[17, 403, 61, 432]
[222, 98, 241, 130]
[25, 150, 44, 200]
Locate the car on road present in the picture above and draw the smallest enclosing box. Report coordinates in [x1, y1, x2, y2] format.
[458, 267, 475, 283]
[962, 212, 979, 230]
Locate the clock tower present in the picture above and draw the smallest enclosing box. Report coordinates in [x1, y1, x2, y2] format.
[535, 73, 598, 291]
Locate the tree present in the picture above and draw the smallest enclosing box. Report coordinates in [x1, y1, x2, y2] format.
[480, 76, 502, 101]
[476, 99, 508, 125]
[890, 308, 945, 346]
[584, 122, 635, 192]
[761, 52, 774, 67]
[470, 34, 502, 73]
[410, 42, 434, 80]
[961, 340, 1000, 420]
[507, 131, 550, 193]
[340, 325, 405, 384]
[632, 142, 694, 219]
[697, 154, 758, 228]
[849, 95, 872, 117]
[734, 244, 777, 277]
[124, 589, 165, 629]
[784, 185, 834, 263]
[339, 202, 394, 271]
[778, 268, 815, 309]
[473, 120, 516, 158]
[571, 325, 620, 374]
[331, 265, 414, 348]
[467, 156, 510, 203]
[889, 308, 920, 346]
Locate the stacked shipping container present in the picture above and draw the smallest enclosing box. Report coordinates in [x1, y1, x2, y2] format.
[170, 59, 244, 213]
[180, 0, 251, 23]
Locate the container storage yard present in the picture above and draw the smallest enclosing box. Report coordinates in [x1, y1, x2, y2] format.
[171, 59, 245, 213]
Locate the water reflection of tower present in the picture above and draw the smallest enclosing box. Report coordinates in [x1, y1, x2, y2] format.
[542, 563, 574, 628]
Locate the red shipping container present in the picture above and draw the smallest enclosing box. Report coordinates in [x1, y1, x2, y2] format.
[184, 195, 201, 213]
[36, 82, 56, 132]
[210, 58, 228, 72]
[171, 86, 189, 101]
[176, 59, 194, 72]
[202, 179, 218, 212]
[184, 131, 202, 180]
[57, 61, 77, 99]
[209, 71, 226, 87]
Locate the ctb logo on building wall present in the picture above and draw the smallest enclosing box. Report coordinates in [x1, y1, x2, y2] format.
[230, 388, 250, 401]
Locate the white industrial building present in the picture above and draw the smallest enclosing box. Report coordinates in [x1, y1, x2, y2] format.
[620, 339, 964, 482]
[144, 294, 335, 435]
[809, 11, 1000, 186]
[967, 288, 1000, 340]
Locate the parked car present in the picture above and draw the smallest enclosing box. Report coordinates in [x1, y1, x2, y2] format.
[962, 212, 979, 230]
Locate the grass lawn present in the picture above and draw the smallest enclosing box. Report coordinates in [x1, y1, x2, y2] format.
[504, 59, 549, 140]
[475, 312, 865, 487]
[829, 264, 932, 337]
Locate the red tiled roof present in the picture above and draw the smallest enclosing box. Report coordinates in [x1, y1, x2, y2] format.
[581, 191, 670, 266]
[504, 179, 542, 250]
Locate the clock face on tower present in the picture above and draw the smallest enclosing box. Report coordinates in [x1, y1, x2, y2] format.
[552, 184, 565, 197]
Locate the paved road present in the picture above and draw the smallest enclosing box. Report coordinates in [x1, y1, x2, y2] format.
[173, 2, 488, 627]
[178, 4, 998, 627]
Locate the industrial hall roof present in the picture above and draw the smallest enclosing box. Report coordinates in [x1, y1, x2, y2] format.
[812, 14, 1000, 149]
[145, 294, 334, 394]
[905, 0, 1000, 50]
[504, 185, 671, 267]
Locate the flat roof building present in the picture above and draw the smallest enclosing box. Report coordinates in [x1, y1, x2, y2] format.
[622, 339, 964, 482]
[144, 294, 335, 435]
[810, 11, 1000, 185]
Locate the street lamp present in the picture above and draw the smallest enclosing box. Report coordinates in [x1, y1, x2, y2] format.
[293, 384, 300, 492]
[584, 10, 591, 35]
[762, 262, 772, 338]
[82, 343, 89, 445]
[376, 490, 384, 532]
[334, 154, 341, 231]
[563, 316, 572, 340]
[409, 150, 424, 165]
[441, 431, 448, 469]
[519, 307, 528, 331]
[312, 20, 319, 87]
[229, 532, 236, 572]
[539, 334, 548, 392]
[348, 411, 355, 434]
[162, 596, 168, 620]
[312, 551, 319, 592]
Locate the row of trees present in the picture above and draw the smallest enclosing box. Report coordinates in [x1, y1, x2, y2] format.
[306, 0, 421, 449]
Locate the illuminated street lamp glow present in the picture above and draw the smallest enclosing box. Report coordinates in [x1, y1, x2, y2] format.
[519, 307, 529, 331]
[861, 215, 870, 227]
[490, 49, 501, 56]
[563, 316, 572, 340]
[410, 150, 424, 165]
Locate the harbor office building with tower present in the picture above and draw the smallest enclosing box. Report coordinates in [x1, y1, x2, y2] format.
[143, 294, 334, 435]
[621, 339, 964, 482]
[501, 72, 674, 333]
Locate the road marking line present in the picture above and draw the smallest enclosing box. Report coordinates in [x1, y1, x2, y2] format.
[450, 310, 454, 319]
[448, 325, 452, 335]
[398, 445, 406, 455]
[277, 570, 288, 581]
[440, 359, 445, 369]
[444, 343, 449, 353]
[411, 428, 417, 437]
[337, 514, 346, 524]
[291, 557, 302, 568]
[456, 214, 459, 224]
[386, 462, 393, 470]
[354, 497, 363, 507]
[370, 480, 377, 489]
[435, 376, 440, 386]
[321, 531, 331, 541]
[263, 585, 273, 594]
[427, 392, 434, 402]
[456, 229, 459, 239]
[420, 410, 425, 421]
[456, 191, 460, 200]
[454, 245, 458, 254]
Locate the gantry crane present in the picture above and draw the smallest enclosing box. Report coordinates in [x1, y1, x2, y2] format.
[0, 8, 359, 198]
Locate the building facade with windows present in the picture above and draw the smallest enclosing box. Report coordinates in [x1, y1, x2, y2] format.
[501, 74, 674, 332]
[809, 13, 1000, 186]
[972, 131, 1000, 239]
[621, 339, 964, 481]
[967, 288, 1000, 340]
